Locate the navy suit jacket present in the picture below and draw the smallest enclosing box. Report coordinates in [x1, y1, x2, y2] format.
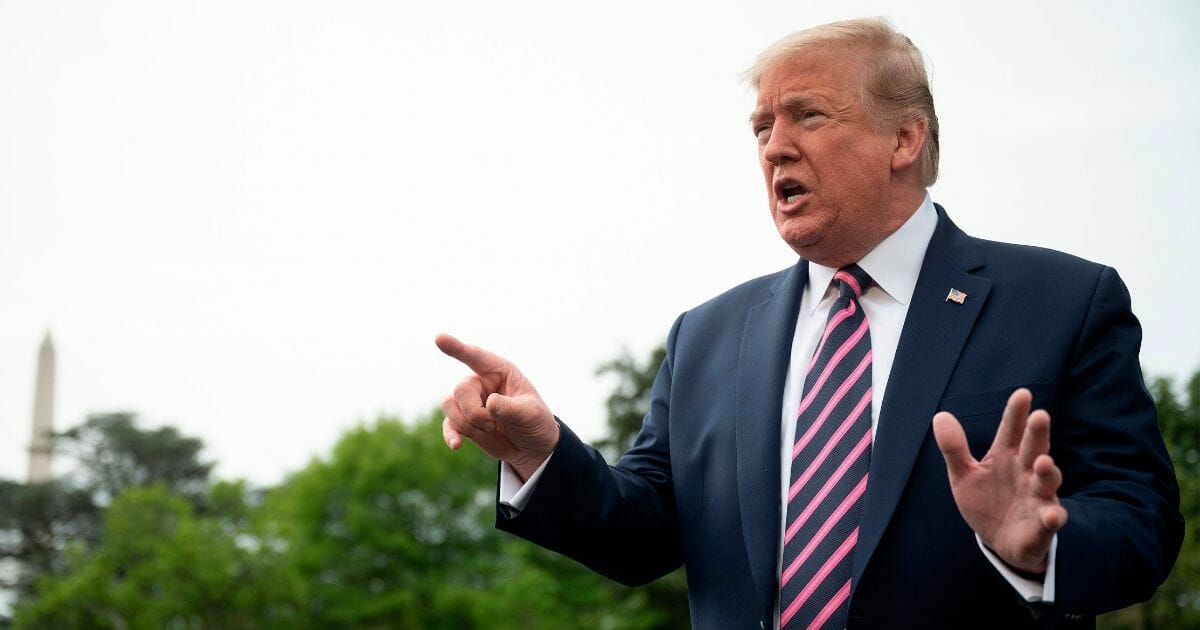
[499, 207, 1182, 629]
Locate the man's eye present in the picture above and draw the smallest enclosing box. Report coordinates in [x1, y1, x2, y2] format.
[755, 127, 771, 142]
[798, 110, 823, 121]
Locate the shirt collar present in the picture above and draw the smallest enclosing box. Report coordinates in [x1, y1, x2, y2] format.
[805, 192, 938, 313]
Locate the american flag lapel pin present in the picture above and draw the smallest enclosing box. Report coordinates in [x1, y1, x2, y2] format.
[946, 288, 967, 304]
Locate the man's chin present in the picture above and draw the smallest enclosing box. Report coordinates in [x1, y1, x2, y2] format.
[777, 227, 849, 266]
[775, 220, 825, 254]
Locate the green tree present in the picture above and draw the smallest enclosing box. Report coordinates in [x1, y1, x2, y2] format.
[1100, 371, 1200, 629]
[11, 484, 300, 629]
[265, 411, 668, 629]
[265, 413, 493, 626]
[1, 413, 218, 621]
[56, 412, 213, 506]
[0, 481, 98, 597]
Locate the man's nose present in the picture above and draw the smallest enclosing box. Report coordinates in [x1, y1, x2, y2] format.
[762, 126, 799, 165]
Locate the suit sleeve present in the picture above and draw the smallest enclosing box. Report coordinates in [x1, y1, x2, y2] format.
[494, 314, 687, 586]
[1053, 266, 1184, 615]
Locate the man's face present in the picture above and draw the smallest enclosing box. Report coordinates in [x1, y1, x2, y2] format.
[751, 50, 897, 266]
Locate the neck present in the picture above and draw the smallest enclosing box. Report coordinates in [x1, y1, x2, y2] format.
[805, 186, 927, 268]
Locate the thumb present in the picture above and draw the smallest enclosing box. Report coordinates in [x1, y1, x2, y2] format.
[932, 411, 974, 481]
[486, 392, 538, 423]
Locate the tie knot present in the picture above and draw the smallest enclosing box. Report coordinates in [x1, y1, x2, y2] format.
[832, 264, 872, 299]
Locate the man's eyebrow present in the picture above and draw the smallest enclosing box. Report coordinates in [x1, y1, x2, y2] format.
[748, 94, 826, 125]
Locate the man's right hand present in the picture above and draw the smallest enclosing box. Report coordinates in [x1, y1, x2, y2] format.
[435, 333, 559, 481]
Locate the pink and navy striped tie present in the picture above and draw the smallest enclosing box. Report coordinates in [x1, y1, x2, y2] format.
[779, 264, 874, 630]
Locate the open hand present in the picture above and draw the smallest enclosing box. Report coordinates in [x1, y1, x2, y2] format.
[435, 334, 559, 480]
[932, 388, 1068, 573]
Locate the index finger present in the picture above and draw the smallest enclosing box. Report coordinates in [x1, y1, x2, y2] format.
[435, 333, 507, 375]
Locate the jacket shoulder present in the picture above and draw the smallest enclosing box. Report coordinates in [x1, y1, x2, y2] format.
[933, 204, 1111, 286]
[972, 237, 1105, 275]
[963, 237, 1117, 302]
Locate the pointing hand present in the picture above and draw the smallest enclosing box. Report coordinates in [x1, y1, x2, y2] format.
[435, 334, 559, 481]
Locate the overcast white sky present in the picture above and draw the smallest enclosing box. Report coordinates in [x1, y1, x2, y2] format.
[1, 0, 1196, 486]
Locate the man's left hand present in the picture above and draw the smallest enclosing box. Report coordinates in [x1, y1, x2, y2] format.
[932, 388, 1069, 573]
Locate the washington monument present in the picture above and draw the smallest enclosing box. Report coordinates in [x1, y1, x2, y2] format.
[27, 332, 55, 483]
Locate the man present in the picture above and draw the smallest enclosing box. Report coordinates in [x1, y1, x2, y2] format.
[437, 18, 1182, 629]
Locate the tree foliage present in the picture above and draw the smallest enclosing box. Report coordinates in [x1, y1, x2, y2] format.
[56, 412, 213, 506]
[265, 411, 671, 629]
[11, 484, 299, 629]
[0, 412, 213, 608]
[0, 480, 97, 596]
[266, 414, 494, 626]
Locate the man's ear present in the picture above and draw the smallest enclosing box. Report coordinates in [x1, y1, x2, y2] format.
[891, 115, 927, 174]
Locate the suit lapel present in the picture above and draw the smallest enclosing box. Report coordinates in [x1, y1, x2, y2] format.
[850, 206, 992, 595]
[736, 259, 807, 621]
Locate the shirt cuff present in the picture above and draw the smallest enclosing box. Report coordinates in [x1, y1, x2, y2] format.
[498, 454, 554, 514]
[975, 534, 1057, 603]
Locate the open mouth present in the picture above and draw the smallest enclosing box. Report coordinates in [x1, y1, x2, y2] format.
[777, 181, 809, 204]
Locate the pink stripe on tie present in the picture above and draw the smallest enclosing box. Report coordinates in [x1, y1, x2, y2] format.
[796, 317, 870, 417]
[780, 476, 868, 586]
[805, 300, 857, 378]
[792, 351, 873, 460]
[785, 427, 872, 543]
[807, 580, 852, 630]
[787, 388, 873, 504]
[779, 528, 859, 627]
[833, 270, 863, 298]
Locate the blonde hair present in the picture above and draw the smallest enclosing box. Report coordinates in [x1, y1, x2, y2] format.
[745, 18, 940, 186]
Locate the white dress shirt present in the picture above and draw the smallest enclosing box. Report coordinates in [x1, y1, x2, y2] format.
[501, 193, 1055, 618]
